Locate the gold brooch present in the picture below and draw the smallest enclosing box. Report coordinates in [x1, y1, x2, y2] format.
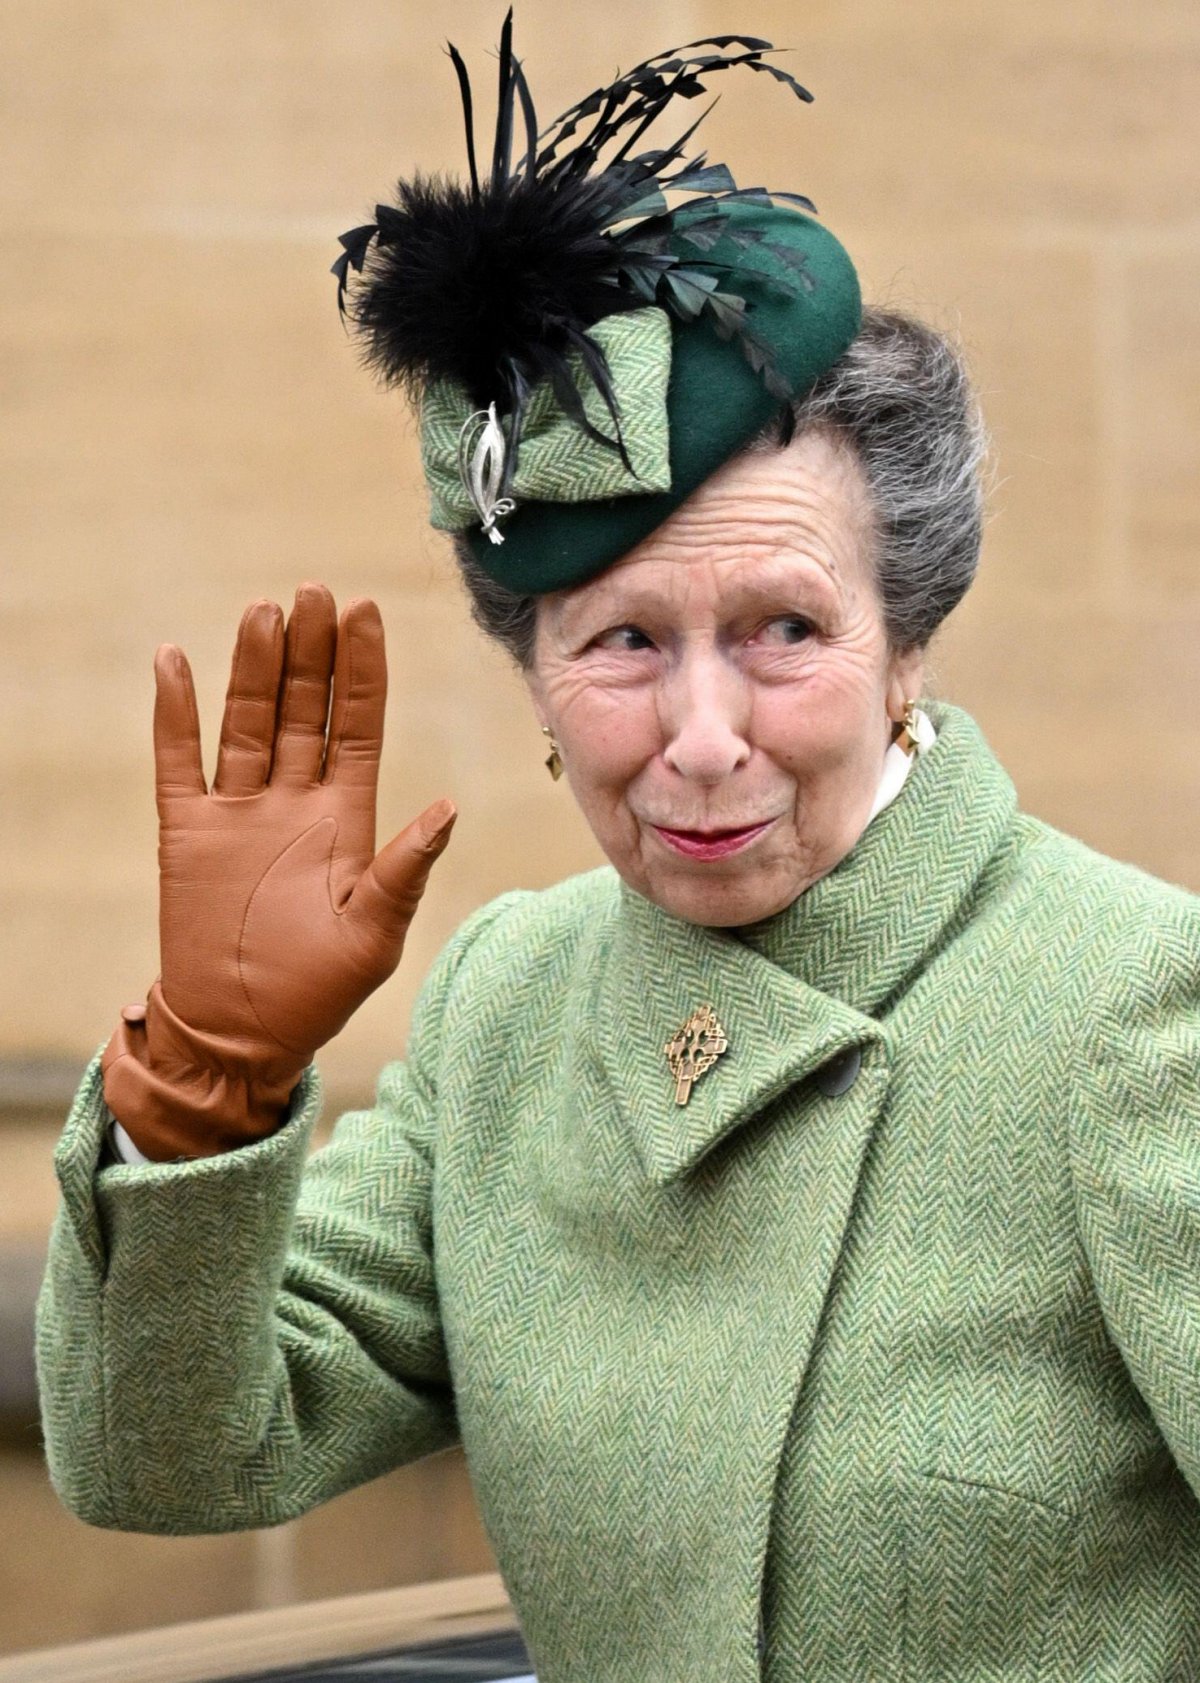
[664, 1004, 729, 1106]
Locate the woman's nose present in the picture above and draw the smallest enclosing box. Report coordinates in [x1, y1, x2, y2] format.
[659, 657, 752, 785]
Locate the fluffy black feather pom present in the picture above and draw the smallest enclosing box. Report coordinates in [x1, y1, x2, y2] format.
[333, 9, 820, 472]
[348, 170, 651, 454]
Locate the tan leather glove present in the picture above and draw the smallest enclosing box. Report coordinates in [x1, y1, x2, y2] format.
[101, 582, 456, 1161]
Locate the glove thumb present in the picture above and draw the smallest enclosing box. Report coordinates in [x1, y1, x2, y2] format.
[345, 799, 457, 944]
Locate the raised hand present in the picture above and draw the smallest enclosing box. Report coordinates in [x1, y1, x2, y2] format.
[101, 583, 456, 1160]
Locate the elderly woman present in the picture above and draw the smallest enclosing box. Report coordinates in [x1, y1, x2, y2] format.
[37, 22, 1200, 1683]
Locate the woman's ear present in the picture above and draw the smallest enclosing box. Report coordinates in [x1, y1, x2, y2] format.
[886, 645, 926, 723]
[522, 664, 549, 734]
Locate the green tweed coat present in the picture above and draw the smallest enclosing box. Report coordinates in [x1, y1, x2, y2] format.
[37, 701, 1200, 1681]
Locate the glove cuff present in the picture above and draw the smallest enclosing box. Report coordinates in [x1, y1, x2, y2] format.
[100, 980, 309, 1160]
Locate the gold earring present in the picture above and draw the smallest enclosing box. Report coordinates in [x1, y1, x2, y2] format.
[541, 725, 563, 781]
[894, 698, 919, 757]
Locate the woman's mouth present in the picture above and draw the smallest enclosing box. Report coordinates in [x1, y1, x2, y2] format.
[650, 819, 776, 861]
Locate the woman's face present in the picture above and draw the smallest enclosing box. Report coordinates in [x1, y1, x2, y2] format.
[526, 428, 925, 927]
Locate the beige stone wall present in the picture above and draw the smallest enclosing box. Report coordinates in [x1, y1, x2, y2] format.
[2, 0, 1197, 1657]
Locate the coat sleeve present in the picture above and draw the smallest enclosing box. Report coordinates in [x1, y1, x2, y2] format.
[35, 893, 525, 1536]
[1067, 884, 1200, 1503]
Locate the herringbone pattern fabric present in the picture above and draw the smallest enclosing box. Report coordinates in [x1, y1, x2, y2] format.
[419, 306, 673, 529]
[36, 701, 1200, 1681]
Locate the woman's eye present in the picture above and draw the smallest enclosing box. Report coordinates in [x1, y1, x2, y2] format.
[595, 624, 656, 652]
[757, 616, 814, 645]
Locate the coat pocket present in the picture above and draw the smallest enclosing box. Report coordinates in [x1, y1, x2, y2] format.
[896, 1466, 1075, 1681]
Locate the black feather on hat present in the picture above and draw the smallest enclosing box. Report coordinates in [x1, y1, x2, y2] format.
[332, 8, 820, 484]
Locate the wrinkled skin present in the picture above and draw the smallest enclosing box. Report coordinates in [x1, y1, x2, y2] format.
[526, 428, 925, 928]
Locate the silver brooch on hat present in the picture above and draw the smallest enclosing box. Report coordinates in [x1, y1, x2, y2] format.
[458, 403, 516, 544]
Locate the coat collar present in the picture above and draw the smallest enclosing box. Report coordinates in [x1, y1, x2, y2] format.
[592, 702, 1018, 1184]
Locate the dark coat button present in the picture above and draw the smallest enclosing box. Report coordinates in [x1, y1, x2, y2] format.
[814, 1045, 862, 1097]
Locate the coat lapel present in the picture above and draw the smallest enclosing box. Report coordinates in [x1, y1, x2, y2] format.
[594, 886, 885, 1185]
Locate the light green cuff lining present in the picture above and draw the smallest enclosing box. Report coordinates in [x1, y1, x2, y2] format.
[419, 306, 673, 531]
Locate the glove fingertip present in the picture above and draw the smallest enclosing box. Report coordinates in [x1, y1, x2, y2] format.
[419, 798, 458, 850]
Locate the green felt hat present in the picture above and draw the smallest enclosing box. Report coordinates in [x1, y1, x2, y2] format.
[334, 15, 862, 596]
[457, 202, 860, 593]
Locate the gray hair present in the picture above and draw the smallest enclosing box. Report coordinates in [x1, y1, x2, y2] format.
[451, 304, 989, 665]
